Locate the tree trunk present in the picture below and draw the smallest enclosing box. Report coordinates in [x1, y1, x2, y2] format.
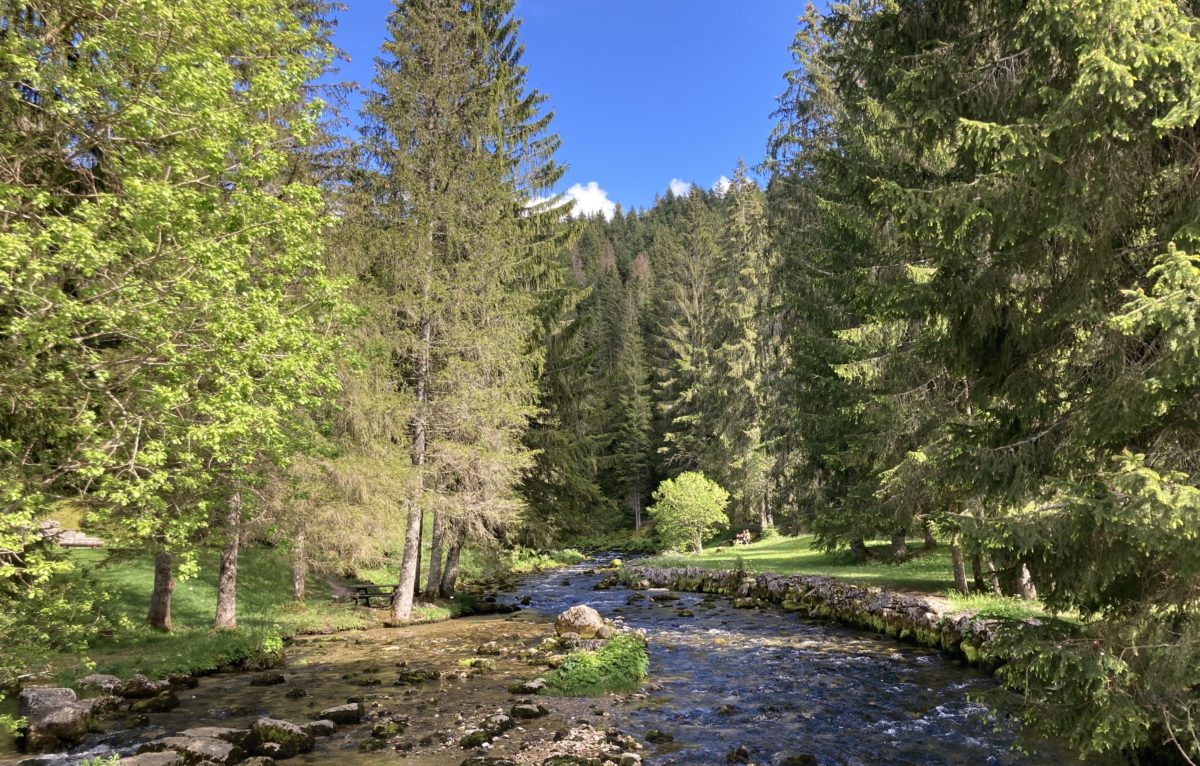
[292, 526, 307, 602]
[394, 312, 431, 622]
[951, 537, 969, 595]
[630, 491, 642, 531]
[849, 538, 869, 563]
[148, 551, 174, 631]
[439, 538, 461, 598]
[759, 496, 773, 531]
[889, 532, 907, 562]
[1016, 563, 1038, 601]
[923, 524, 937, 549]
[413, 511, 423, 601]
[985, 554, 1003, 595]
[970, 552, 985, 591]
[424, 511, 444, 599]
[694, 532, 703, 554]
[214, 494, 242, 630]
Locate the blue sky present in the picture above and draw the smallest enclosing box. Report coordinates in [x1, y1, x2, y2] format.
[329, 1, 803, 213]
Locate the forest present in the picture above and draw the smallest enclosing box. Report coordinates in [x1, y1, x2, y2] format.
[2, 1, 1199, 764]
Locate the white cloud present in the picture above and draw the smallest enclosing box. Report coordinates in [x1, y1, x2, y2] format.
[527, 181, 617, 221]
[564, 181, 617, 220]
[668, 178, 691, 197]
[712, 175, 732, 196]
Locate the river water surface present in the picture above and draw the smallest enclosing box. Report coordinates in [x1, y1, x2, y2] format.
[5, 558, 1080, 766]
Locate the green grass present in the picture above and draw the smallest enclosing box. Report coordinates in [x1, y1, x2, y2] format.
[53, 547, 373, 683]
[544, 634, 649, 696]
[645, 534, 958, 592]
[644, 534, 1046, 619]
[504, 547, 588, 574]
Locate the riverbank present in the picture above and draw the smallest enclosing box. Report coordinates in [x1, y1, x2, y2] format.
[643, 534, 1046, 619]
[10, 545, 587, 696]
[619, 563, 1015, 670]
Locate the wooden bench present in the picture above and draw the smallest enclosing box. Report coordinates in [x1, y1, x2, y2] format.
[348, 583, 399, 608]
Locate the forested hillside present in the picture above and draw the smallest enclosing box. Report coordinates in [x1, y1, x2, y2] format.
[2, 0, 1199, 762]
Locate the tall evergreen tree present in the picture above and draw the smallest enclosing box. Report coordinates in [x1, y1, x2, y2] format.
[361, 0, 564, 620]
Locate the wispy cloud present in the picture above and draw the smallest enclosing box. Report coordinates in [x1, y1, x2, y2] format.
[668, 178, 691, 197]
[712, 175, 732, 196]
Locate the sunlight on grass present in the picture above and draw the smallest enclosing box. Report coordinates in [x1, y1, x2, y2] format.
[645, 534, 1053, 618]
[645, 534, 958, 593]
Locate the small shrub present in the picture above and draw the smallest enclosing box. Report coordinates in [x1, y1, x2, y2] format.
[759, 525, 780, 541]
[544, 635, 649, 696]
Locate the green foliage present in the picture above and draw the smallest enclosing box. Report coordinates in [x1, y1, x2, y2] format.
[569, 531, 660, 555]
[1, 0, 342, 671]
[504, 548, 588, 574]
[647, 471, 730, 553]
[356, 0, 568, 616]
[768, 1, 1200, 757]
[543, 634, 649, 696]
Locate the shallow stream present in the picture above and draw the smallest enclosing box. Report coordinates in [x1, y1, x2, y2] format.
[4, 558, 1080, 765]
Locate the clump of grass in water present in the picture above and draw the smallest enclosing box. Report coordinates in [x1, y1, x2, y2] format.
[543, 635, 649, 696]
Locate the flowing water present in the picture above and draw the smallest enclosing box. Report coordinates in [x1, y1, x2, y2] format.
[5, 558, 1082, 766]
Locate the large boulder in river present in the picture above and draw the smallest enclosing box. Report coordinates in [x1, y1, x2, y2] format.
[554, 605, 606, 639]
[138, 734, 244, 765]
[318, 702, 363, 725]
[17, 687, 93, 753]
[78, 673, 123, 694]
[250, 717, 314, 758]
[121, 674, 171, 699]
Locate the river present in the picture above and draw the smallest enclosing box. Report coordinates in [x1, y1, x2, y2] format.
[5, 558, 1080, 766]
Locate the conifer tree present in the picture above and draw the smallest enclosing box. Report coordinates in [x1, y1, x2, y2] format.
[361, 0, 564, 620]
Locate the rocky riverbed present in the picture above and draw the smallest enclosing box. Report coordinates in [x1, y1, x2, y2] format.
[3, 557, 1097, 766]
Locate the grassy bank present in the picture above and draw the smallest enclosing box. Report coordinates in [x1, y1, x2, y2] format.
[644, 534, 1046, 619]
[38, 541, 589, 687]
[48, 547, 370, 684]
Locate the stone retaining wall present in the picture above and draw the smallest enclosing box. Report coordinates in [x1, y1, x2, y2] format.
[625, 565, 1016, 669]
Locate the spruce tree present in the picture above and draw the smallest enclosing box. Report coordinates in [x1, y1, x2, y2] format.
[361, 0, 564, 620]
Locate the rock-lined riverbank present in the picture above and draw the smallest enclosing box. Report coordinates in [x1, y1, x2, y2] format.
[621, 565, 1020, 668]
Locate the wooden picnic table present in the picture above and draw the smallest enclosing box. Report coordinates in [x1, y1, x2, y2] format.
[348, 583, 399, 608]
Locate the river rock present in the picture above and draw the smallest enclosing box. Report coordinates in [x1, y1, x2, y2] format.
[138, 734, 243, 765]
[167, 674, 199, 690]
[17, 687, 93, 753]
[249, 671, 286, 686]
[119, 752, 183, 766]
[644, 729, 673, 744]
[727, 744, 751, 763]
[554, 605, 606, 639]
[318, 702, 363, 724]
[122, 674, 171, 699]
[300, 719, 336, 737]
[178, 726, 262, 752]
[508, 678, 547, 695]
[778, 756, 818, 766]
[461, 758, 518, 766]
[250, 717, 314, 758]
[594, 575, 619, 591]
[239, 758, 276, 766]
[541, 757, 602, 766]
[459, 713, 515, 748]
[510, 702, 548, 719]
[130, 690, 180, 713]
[618, 755, 642, 766]
[78, 673, 123, 694]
